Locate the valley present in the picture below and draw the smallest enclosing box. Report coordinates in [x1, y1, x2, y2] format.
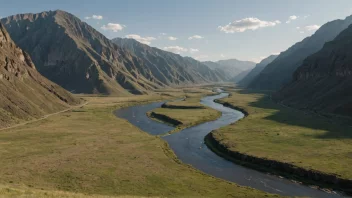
[1, 2, 352, 198]
[0, 88, 277, 198]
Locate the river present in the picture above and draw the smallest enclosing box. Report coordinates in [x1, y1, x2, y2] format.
[115, 92, 344, 197]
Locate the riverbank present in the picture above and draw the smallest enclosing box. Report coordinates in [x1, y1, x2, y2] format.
[0, 88, 275, 198]
[147, 94, 222, 134]
[206, 89, 352, 194]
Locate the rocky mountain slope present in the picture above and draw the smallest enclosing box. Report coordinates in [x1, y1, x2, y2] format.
[0, 22, 80, 128]
[249, 15, 352, 90]
[203, 59, 256, 81]
[238, 55, 278, 87]
[1, 10, 224, 95]
[112, 38, 226, 85]
[274, 24, 352, 117]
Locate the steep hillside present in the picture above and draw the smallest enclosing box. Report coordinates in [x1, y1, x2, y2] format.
[230, 69, 252, 83]
[203, 59, 256, 80]
[1, 10, 224, 95]
[249, 15, 352, 90]
[274, 24, 352, 117]
[238, 55, 278, 87]
[112, 38, 226, 85]
[0, 22, 80, 128]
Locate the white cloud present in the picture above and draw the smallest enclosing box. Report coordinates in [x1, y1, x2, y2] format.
[163, 46, 188, 54]
[188, 35, 204, 40]
[160, 33, 167, 36]
[85, 15, 103, 20]
[304, 25, 320, 31]
[218, 18, 281, 33]
[296, 25, 321, 34]
[126, 34, 156, 45]
[286, 15, 299, 23]
[259, 56, 267, 61]
[101, 23, 125, 32]
[168, 36, 178, 41]
[220, 54, 225, 58]
[189, 48, 199, 53]
[272, 52, 281, 55]
[194, 55, 209, 60]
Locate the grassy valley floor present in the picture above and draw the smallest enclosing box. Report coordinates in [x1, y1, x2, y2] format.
[0, 88, 277, 198]
[207, 89, 352, 191]
[147, 93, 222, 134]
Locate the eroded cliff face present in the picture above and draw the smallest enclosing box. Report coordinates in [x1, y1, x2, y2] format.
[0, 22, 80, 128]
[1, 10, 225, 95]
[274, 24, 352, 117]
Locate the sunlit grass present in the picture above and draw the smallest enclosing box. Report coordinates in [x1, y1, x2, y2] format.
[212, 89, 352, 179]
[0, 88, 276, 197]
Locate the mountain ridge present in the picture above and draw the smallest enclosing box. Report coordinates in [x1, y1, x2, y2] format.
[202, 59, 256, 81]
[274, 24, 352, 117]
[1, 10, 225, 95]
[112, 37, 226, 85]
[238, 55, 278, 87]
[249, 15, 352, 90]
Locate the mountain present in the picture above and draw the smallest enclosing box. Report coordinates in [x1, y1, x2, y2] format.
[111, 38, 226, 84]
[238, 55, 278, 87]
[216, 59, 256, 71]
[230, 69, 252, 83]
[202, 59, 256, 80]
[202, 61, 232, 80]
[249, 15, 352, 91]
[274, 24, 352, 117]
[1, 10, 224, 95]
[0, 22, 80, 128]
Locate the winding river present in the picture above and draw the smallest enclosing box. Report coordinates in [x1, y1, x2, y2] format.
[115, 92, 344, 197]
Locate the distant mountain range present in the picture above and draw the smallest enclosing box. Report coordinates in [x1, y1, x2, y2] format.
[274, 24, 352, 117]
[248, 15, 352, 91]
[1, 10, 225, 95]
[203, 59, 256, 81]
[0, 22, 80, 128]
[238, 55, 278, 87]
[112, 38, 227, 86]
[217, 59, 257, 71]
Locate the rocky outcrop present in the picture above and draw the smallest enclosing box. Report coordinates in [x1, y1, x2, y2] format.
[249, 15, 352, 91]
[1, 10, 226, 95]
[0, 22, 80, 128]
[274, 24, 352, 117]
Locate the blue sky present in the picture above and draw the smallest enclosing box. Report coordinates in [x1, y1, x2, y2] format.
[1, 0, 351, 62]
